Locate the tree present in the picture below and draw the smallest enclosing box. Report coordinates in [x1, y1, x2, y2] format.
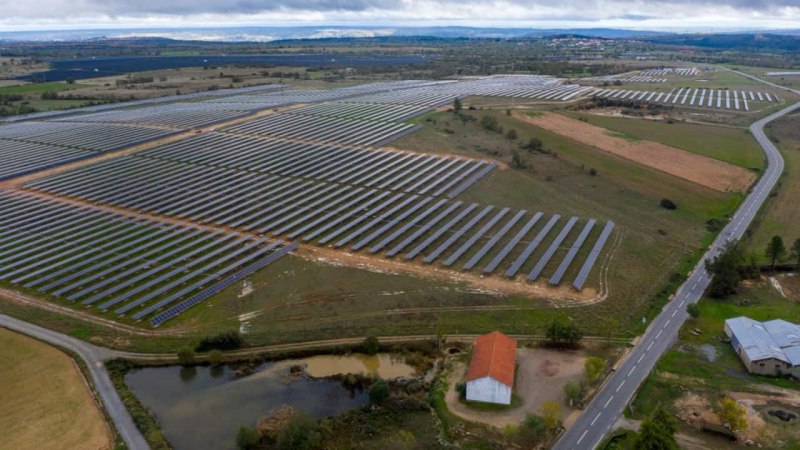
[545, 319, 583, 347]
[480, 115, 500, 132]
[633, 407, 679, 450]
[277, 413, 321, 450]
[453, 97, 462, 113]
[584, 357, 606, 383]
[506, 128, 518, 140]
[651, 406, 678, 436]
[660, 198, 677, 210]
[540, 401, 562, 431]
[563, 381, 582, 406]
[511, 151, 526, 169]
[235, 426, 259, 450]
[177, 347, 195, 365]
[791, 238, 800, 269]
[362, 336, 380, 355]
[766, 236, 786, 269]
[717, 398, 748, 432]
[686, 303, 700, 319]
[520, 414, 547, 440]
[705, 241, 745, 298]
[523, 137, 543, 152]
[209, 349, 223, 366]
[369, 379, 390, 405]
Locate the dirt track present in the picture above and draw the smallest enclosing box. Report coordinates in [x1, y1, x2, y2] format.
[516, 112, 756, 193]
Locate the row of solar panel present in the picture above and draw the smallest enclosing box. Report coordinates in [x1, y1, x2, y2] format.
[593, 88, 778, 111]
[0, 190, 294, 322]
[24, 161, 613, 286]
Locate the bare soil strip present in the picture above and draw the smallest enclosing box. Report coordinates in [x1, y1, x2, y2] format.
[516, 112, 756, 192]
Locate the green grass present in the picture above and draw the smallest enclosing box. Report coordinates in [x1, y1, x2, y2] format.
[747, 111, 800, 261]
[0, 82, 90, 95]
[562, 112, 766, 170]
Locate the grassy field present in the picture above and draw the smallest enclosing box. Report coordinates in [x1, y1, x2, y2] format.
[0, 327, 113, 450]
[561, 111, 766, 169]
[0, 82, 91, 94]
[747, 110, 800, 261]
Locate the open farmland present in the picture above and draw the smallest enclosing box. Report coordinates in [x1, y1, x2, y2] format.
[0, 327, 113, 450]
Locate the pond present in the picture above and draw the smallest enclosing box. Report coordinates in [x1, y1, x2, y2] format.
[125, 353, 416, 450]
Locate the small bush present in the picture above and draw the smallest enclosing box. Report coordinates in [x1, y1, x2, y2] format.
[506, 128, 518, 140]
[660, 199, 677, 210]
[369, 380, 391, 405]
[277, 413, 321, 450]
[687, 303, 700, 319]
[196, 330, 243, 352]
[455, 382, 467, 400]
[209, 350, 223, 366]
[589, 168, 597, 176]
[236, 426, 259, 450]
[362, 336, 380, 355]
[177, 347, 195, 365]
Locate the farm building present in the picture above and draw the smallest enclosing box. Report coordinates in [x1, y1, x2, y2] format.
[465, 331, 517, 405]
[725, 317, 800, 378]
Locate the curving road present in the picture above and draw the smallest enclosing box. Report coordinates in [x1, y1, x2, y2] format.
[554, 72, 800, 450]
[0, 313, 151, 450]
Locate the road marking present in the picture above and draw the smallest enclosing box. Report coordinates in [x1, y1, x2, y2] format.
[616, 380, 626, 392]
[679, 301, 685, 307]
[664, 319, 671, 327]
[604, 396, 613, 408]
[647, 341, 654, 351]
[638, 354, 645, 364]
[577, 430, 588, 444]
[628, 366, 636, 377]
[591, 412, 602, 425]
[672, 310, 677, 317]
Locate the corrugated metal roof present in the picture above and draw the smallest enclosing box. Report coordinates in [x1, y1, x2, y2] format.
[726, 316, 800, 365]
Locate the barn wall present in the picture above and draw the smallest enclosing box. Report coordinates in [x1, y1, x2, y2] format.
[466, 376, 512, 405]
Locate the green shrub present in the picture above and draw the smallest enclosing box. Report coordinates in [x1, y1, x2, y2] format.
[209, 350, 223, 366]
[177, 347, 195, 365]
[235, 426, 259, 450]
[277, 413, 321, 450]
[362, 336, 380, 355]
[369, 380, 391, 405]
[196, 330, 244, 352]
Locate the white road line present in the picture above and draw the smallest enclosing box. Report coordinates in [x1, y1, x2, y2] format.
[628, 366, 636, 377]
[672, 310, 677, 317]
[577, 430, 588, 445]
[638, 354, 645, 364]
[591, 412, 602, 425]
[656, 330, 663, 339]
[679, 300, 685, 307]
[665, 319, 671, 327]
[616, 380, 626, 392]
[604, 396, 614, 408]
[647, 341, 654, 351]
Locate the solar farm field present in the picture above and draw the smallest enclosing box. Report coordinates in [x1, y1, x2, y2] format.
[0, 73, 757, 349]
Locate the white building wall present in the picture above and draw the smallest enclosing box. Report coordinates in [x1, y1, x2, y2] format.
[466, 376, 512, 405]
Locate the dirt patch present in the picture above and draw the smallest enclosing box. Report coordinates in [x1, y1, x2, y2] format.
[516, 112, 755, 192]
[445, 347, 586, 428]
[676, 392, 765, 443]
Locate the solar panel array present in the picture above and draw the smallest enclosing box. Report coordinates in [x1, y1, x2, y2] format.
[52, 106, 253, 129]
[0, 190, 294, 322]
[639, 68, 698, 76]
[592, 88, 778, 111]
[24, 155, 614, 290]
[0, 84, 286, 123]
[0, 140, 100, 182]
[581, 75, 667, 83]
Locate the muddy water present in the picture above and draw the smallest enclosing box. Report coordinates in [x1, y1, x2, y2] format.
[126, 361, 367, 450]
[125, 354, 416, 450]
[303, 353, 416, 379]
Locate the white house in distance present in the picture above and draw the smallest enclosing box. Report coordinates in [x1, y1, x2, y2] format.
[465, 331, 517, 405]
[725, 316, 800, 378]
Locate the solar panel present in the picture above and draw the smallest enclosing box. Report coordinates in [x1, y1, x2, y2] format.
[483, 212, 541, 274]
[505, 214, 560, 278]
[465, 209, 526, 270]
[548, 219, 596, 285]
[573, 221, 615, 290]
[423, 205, 493, 264]
[527, 216, 578, 281]
[444, 207, 509, 267]
[405, 203, 476, 260]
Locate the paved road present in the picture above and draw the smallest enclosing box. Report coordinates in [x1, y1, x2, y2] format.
[554, 73, 800, 450]
[0, 313, 151, 450]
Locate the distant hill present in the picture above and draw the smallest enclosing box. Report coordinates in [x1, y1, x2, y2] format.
[641, 33, 800, 51]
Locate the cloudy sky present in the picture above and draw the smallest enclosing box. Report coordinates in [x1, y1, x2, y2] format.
[1, 0, 799, 32]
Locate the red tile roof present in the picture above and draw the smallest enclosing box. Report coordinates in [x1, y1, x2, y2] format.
[466, 331, 517, 388]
